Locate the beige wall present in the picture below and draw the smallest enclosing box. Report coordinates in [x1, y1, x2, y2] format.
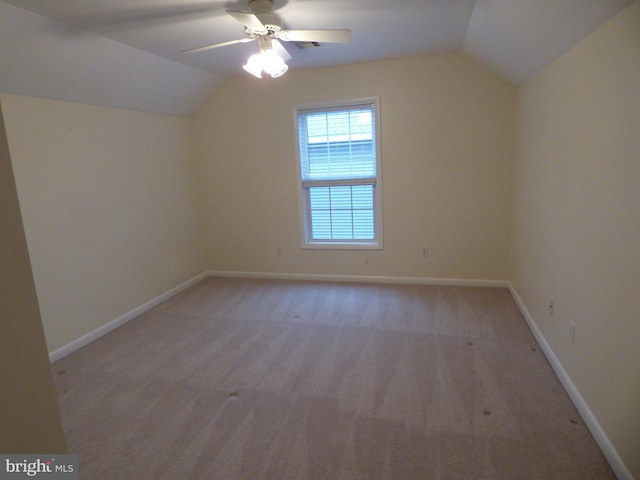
[194, 54, 515, 280]
[0, 104, 67, 453]
[1, 94, 206, 352]
[510, 2, 640, 478]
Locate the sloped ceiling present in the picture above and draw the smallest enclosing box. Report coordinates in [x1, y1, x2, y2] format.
[0, 0, 634, 115]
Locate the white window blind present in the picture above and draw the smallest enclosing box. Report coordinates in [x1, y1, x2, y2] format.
[295, 99, 382, 247]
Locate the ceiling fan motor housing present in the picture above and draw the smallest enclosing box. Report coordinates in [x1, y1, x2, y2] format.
[258, 13, 282, 33]
[249, 0, 275, 14]
[249, 0, 282, 34]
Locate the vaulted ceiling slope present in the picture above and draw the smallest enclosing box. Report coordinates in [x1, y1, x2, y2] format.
[0, 0, 634, 115]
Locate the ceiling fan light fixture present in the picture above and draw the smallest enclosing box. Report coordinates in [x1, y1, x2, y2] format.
[243, 48, 288, 79]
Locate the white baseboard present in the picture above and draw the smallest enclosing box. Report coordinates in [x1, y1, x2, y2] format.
[49, 272, 208, 363]
[207, 270, 509, 288]
[507, 282, 633, 480]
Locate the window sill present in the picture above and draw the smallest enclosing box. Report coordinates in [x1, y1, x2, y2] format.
[301, 241, 383, 250]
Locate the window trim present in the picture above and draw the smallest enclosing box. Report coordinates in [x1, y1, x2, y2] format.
[293, 97, 383, 250]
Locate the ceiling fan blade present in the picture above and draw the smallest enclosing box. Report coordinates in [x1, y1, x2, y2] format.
[227, 10, 266, 32]
[279, 29, 351, 44]
[272, 39, 292, 61]
[182, 37, 255, 54]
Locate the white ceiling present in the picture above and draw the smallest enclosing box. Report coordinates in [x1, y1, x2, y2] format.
[0, 0, 634, 115]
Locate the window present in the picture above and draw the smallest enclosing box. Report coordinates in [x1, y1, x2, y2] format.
[294, 98, 382, 249]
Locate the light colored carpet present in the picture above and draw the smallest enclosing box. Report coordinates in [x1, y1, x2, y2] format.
[52, 277, 616, 479]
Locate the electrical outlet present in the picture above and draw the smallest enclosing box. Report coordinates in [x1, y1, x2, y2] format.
[421, 246, 429, 257]
[569, 322, 576, 343]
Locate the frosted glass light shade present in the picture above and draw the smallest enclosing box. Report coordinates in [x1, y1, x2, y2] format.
[242, 48, 288, 79]
[262, 49, 288, 78]
[242, 53, 264, 78]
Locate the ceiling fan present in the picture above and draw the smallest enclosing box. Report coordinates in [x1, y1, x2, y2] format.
[182, 0, 351, 78]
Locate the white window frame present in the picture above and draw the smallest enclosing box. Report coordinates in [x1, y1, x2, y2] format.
[293, 97, 383, 250]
